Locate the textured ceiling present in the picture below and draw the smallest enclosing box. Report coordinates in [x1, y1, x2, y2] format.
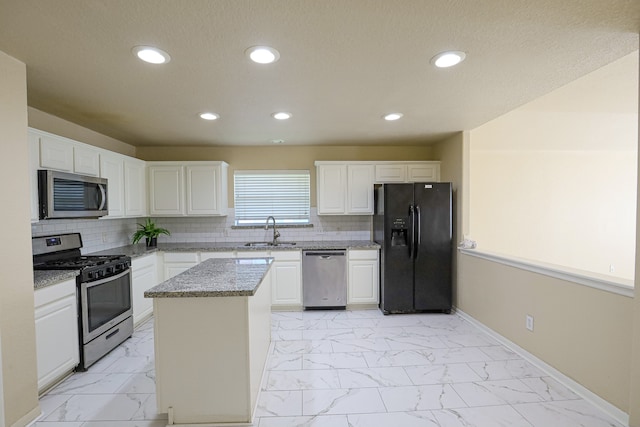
[0, 0, 638, 147]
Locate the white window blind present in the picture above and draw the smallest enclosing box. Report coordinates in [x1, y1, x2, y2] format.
[234, 170, 310, 225]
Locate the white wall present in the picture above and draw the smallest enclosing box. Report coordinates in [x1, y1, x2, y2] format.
[469, 52, 638, 280]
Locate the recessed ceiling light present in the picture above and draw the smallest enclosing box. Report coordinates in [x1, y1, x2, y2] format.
[431, 51, 466, 68]
[383, 113, 403, 121]
[246, 46, 280, 64]
[199, 112, 220, 121]
[272, 112, 292, 120]
[132, 46, 171, 64]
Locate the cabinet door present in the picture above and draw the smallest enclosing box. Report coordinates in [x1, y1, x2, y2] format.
[316, 164, 346, 214]
[73, 145, 100, 176]
[124, 160, 147, 217]
[29, 131, 40, 222]
[132, 255, 158, 325]
[407, 163, 440, 182]
[375, 164, 406, 183]
[271, 261, 302, 306]
[200, 252, 236, 261]
[40, 135, 73, 171]
[348, 260, 379, 304]
[347, 165, 374, 214]
[100, 154, 125, 217]
[149, 166, 184, 215]
[34, 281, 79, 392]
[186, 165, 221, 215]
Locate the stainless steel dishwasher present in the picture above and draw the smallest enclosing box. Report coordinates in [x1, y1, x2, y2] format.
[302, 250, 347, 309]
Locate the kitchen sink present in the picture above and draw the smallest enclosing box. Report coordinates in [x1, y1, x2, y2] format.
[243, 241, 297, 247]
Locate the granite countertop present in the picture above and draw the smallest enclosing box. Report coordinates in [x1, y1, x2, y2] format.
[144, 257, 273, 298]
[90, 240, 379, 259]
[34, 270, 79, 290]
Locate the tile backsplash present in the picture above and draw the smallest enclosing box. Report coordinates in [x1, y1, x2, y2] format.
[31, 208, 372, 254]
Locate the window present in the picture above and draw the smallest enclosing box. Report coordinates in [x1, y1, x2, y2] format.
[234, 170, 310, 225]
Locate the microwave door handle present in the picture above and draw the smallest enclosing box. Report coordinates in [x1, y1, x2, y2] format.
[97, 184, 107, 211]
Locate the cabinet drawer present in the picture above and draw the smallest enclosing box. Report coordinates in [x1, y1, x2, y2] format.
[132, 253, 157, 269]
[271, 250, 301, 261]
[200, 251, 236, 260]
[164, 252, 198, 263]
[34, 279, 76, 307]
[348, 249, 379, 261]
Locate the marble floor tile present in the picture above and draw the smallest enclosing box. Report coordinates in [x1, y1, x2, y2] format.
[302, 388, 386, 415]
[265, 369, 341, 390]
[337, 366, 413, 388]
[330, 338, 391, 353]
[440, 333, 498, 348]
[477, 345, 521, 361]
[273, 340, 333, 354]
[385, 335, 449, 350]
[44, 393, 150, 422]
[404, 363, 484, 385]
[427, 347, 494, 364]
[302, 328, 356, 341]
[520, 376, 580, 401]
[256, 390, 303, 417]
[47, 373, 132, 395]
[116, 372, 158, 394]
[352, 326, 406, 339]
[378, 384, 468, 411]
[432, 405, 534, 427]
[468, 359, 544, 380]
[272, 330, 304, 341]
[302, 352, 368, 370]
[269, 354, 304, 371]
[363, 349, 435, 367]
[513, 400, 625, 427]
[452, 379, 543, 406]
[81, 421, 168, 427]
[258, 414, 349, 427]
[347, 411, 441, 427]
[32, 422, 83, 427]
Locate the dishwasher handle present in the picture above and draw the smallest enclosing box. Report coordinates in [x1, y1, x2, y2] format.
[304, 251, 346, 258]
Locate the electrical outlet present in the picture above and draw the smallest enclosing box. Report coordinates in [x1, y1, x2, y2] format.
[526, 315, 534, 332]
[609, 264, 615, 273]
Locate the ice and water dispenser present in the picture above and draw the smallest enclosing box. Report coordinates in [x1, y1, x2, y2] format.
[390, 218, 408, 247]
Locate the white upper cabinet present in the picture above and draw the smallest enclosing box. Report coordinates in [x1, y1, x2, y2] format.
[148, 162, 228, 216]
[316, 162, 374, 215]
[28, 131, 40, 222]
[149, 164, 184, 216]
[39, 134, 73, 171]
[374, 164, 406, 182]
[73, 145, 100, 176]
[407, 163, 440, 182]
[186, 164, 228, 215]
[374, 161, 441, 183]
[346, 164, 374, 214]
[316, 164, 347, 214]
[124, 159, 147, 217]
[100, 152, 125, 218]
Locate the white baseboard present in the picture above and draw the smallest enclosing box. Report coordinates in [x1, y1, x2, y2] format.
[13, 406, 41, 427]
[456, 308, 630, 427]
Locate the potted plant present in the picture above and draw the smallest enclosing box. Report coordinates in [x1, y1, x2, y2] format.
[132, 218, 171, 248]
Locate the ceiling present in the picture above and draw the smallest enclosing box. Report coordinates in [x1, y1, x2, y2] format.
[0, 0, 638, 147]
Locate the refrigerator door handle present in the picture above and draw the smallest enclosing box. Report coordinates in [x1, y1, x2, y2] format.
[415, 204, 421, 258]
[409, 205, 415, 259]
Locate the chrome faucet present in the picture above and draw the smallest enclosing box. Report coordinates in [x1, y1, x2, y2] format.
[265, 216, 280, 245]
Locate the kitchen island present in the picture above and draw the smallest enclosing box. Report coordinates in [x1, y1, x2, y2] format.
[144, 257, 273, 426]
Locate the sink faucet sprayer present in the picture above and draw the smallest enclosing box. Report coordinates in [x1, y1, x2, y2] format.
[265, 216, 280, 245]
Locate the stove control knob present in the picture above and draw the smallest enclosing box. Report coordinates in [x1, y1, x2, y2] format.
[87, 271, 94, 279]
[96, 270, 103, 278]
[106, 267, 114, 274]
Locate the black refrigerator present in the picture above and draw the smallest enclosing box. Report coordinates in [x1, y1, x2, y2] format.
[373, 182, 452, 314]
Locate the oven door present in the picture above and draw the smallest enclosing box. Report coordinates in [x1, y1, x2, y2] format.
[80, 269, 132, 344]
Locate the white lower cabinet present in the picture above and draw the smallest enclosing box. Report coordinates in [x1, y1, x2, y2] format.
[348, 249, 379, 305]
[132, 254, 158, 325]
[163, 252, 199, 280]
[271, 251, 302, 308]
[34, 279, 79, 393]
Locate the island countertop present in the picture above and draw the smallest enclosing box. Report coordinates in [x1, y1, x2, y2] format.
[144, 257, 273, 298]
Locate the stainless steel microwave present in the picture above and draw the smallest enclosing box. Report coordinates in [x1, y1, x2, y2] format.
[38, 170, 108, 219]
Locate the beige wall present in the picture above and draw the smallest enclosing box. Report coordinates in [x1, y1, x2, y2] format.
[432, 131, 468, 306]
[458, 254, 633, 413]
[137, 145, 435, 207]
[28, 107, 137, 157]
[0, 51, 39, 426]
[469, 53, 638, 280]
[629, 44, 640, 427]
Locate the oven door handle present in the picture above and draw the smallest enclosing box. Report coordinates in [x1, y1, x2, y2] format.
[84, 269, 130, 288]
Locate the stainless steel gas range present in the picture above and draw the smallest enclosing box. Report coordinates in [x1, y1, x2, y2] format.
[32, 233, 133, 371]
